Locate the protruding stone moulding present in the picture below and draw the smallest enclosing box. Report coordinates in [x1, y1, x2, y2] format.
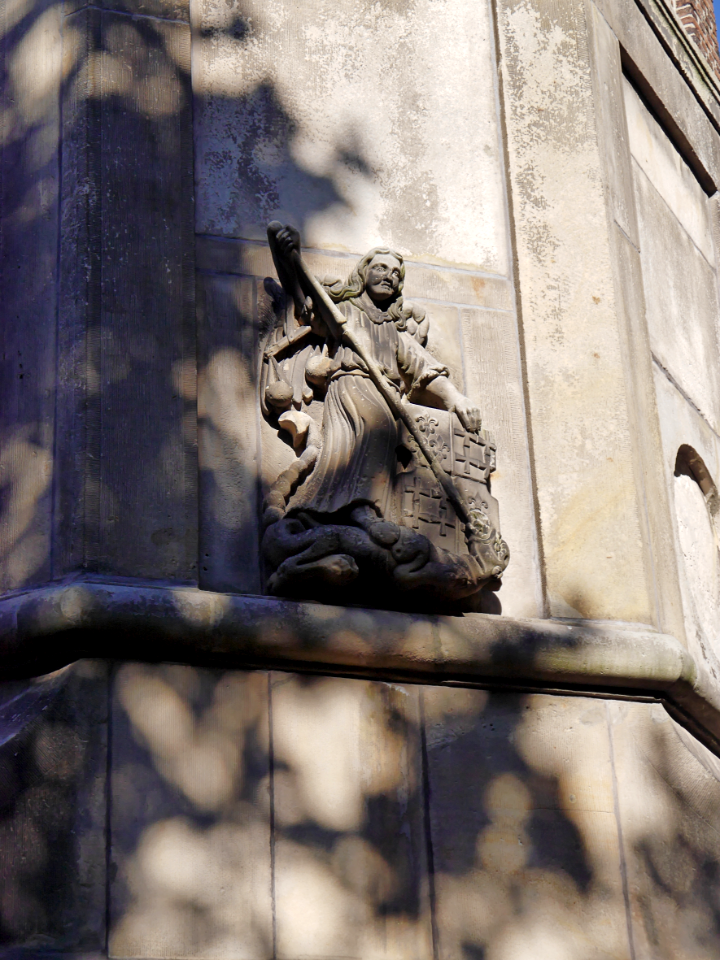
[258, 222, 510, 613]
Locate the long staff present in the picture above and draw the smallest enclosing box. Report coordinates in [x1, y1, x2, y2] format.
[273, 231, 487, 552]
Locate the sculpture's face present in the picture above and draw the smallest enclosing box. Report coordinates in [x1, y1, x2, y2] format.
[365, 254, 402, 303]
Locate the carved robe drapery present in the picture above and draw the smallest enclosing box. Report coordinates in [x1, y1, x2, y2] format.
[286, 300, 448, 519]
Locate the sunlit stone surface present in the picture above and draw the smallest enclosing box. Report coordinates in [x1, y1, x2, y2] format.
[3, 0, 720, 949]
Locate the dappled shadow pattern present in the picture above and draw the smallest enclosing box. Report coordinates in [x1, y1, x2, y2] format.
[5, 661, 720, 957]
[108, 663, 631, 960]
[0, 662, 107, 952]
[611, 701, 720, 959]
[1, 0, 367, 593]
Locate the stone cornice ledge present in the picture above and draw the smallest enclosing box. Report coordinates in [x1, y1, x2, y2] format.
[1, 578, 719, 751]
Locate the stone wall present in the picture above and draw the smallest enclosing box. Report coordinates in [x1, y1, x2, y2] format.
[192, 0, 540, 617]
[5, 661, 720, 959]
[3, 0, 720, 954]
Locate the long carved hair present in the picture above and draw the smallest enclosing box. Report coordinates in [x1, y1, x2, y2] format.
[323, 247, 428, 342]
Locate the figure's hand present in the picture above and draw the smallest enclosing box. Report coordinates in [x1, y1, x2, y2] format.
[275, 224, 301, 259]
[452, 395, 482, 433]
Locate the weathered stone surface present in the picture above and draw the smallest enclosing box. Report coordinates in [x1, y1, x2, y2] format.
[56, 7, 197, 582]
[197, 273, 262, 595]
[416, 301, 463, 392]
[196, 238, 516, 311]
[496, 0, 655, 623]
[109, 663, 272, 959]
[587, 5, 687, 644]
[461, 307, 542, 619]
[0, 0, 60, 593]
[625, 78, 713, 261]
[653, 367, 720, 681]
[425, 690, 630, 959]
[4, 660, 720, 960]
[272, 673, 432, 960]
[627, 85, 720, 435]
[0, 662, 108, 953]
[6, 580, 720, 756]
[609, 699, 720, 958]
[0, 579, 687, 684]
[592, 0, 720, 169]
[64, 0, 189, 24]
[193, 0, 509, 273]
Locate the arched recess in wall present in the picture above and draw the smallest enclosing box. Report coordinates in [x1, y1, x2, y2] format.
[673, 445, 720, 664]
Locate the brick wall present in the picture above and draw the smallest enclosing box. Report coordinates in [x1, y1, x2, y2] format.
[676, 0, 720, 79]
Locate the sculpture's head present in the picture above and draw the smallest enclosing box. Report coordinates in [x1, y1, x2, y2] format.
[324, 245, 427, 343]
[325, 246, 405, 306]
[357, 248, 405, 303]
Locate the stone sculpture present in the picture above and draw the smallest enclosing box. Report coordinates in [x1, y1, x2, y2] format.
[259, 223, 509, 612]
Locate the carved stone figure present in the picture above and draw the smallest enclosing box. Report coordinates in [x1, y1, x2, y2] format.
[259, 222, 509, 613]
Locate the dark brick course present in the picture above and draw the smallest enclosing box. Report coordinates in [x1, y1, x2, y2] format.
[676, 0, 720, 79]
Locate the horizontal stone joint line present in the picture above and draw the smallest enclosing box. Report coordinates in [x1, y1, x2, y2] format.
[651, 353, 719, 433]
[194, 234, 513, 282]
[631, 156, 716, 261]
[63, 4, 189, 24]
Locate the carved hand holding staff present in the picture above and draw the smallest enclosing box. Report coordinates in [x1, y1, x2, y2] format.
[259, 222, 509, 612]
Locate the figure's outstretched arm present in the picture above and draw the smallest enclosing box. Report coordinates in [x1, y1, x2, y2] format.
[424, 376, 483, 433]
[398, 332, 482, 433]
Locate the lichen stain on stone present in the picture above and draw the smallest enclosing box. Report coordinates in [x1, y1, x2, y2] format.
[194, 0, 508, 271]
[497, 0, 651, 618]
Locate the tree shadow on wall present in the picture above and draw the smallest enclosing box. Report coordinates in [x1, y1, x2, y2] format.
[58, 663, 608, 959]
[0, 0, 369, 594]
[0, 662, 108, 953]
[196, 79, 354, 240]
[7, 659, 720, 959]
[616, 703, 720, 959]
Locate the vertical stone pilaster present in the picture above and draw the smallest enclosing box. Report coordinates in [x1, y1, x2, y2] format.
[496, 0, 667, 624]
[586, 2, 687, 641]
[54, 0, 197, 583]
[0, 0, 62, 592]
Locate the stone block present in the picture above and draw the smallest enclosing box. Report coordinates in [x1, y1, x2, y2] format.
[414, 301, 463, 391]
[0, 0, 60, 593]
[496, 0, 655, 622]
[624, 77, 713, 261]
[630, 108, 720, 434]
[197, 273, 262, 595]
[609, 700, 720, 959]
[0, 661, 108, 954]
[195, 237, 515, 310]
[423, 688, 630, 960]
[653, 367, 720, 678]
[56, 7, 197, 582]
[109, 663, 272, 959]
[271, 673, 433, 960]
[626, 100, 720, 431]
[587, 4, 686, 643]
[590, 0, 720, 179]
[461, 307, 542, 619]
[193, 0, 509, 274]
